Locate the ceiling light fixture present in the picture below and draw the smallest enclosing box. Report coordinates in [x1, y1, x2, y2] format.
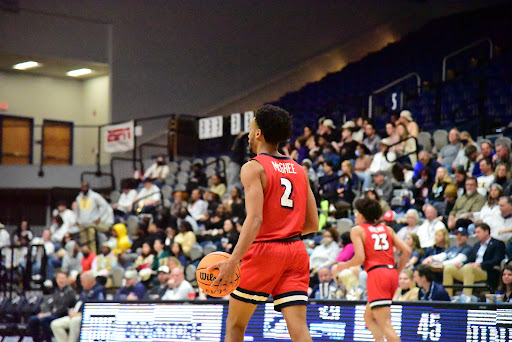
[66, 68, 92, 77]
[12, 61, 41, 70]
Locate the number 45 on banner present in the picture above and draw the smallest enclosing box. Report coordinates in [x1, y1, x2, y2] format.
[417, 313, 441, 341]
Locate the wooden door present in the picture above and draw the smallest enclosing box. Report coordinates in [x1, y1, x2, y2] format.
[42, 120, 73, 165]
[0, 115, 33, 164]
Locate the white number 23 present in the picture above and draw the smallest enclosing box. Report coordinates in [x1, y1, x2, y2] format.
[371, 233, 389, 251]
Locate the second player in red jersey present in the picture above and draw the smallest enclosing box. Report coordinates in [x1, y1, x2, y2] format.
[335, 198, 411, 342]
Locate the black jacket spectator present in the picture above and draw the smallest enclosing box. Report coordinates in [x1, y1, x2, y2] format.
[464, 237, 506, 290]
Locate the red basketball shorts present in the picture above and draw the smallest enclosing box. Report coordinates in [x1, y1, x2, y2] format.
[366, 266, 398, 309]
[231, 240, 309, 311]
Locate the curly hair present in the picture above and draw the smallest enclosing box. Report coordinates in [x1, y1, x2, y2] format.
[355, 198, 383, 224]
[254, 104, 293, 145]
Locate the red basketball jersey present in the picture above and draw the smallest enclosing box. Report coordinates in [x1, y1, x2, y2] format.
[360, 222, 395, 271]
[251, 153, 307, 242]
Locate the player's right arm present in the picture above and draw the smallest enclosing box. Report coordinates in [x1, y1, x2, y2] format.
[302, 181, 319, 235]
[209, 160, 264, 292]
[390, 227, 411, 274]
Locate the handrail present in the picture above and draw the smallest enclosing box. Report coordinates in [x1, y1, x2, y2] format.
[110, 156, 143, 189]
[205, 158, 227, 180]
[138, 142, 169, 172]
[80, 171, 115, 190]
[384, 135, 419, 164]
[442, 38, 493, 82]
[368, 72, 421, 117]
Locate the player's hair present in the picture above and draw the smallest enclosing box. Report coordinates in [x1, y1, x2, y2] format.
[254, 104, 292, 145]
[354, 198, 382, 224]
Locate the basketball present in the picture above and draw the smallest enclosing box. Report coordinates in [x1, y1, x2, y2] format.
[196, 251, 241, 297]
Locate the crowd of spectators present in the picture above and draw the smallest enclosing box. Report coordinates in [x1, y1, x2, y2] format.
[1, 109, 512, 341]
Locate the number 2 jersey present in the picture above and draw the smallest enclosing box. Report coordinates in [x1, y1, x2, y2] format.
[360, 222, 395, 271]
[251, 153, 307, 242]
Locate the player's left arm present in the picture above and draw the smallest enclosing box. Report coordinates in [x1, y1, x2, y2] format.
[210, 160, 264, 291]
[390, 226, 411, 274]
[336, 226, 365, 270]
[302, 177, 319, 235]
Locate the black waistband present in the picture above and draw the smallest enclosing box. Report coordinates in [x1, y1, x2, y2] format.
[367, 265, 395, 273]
[253, 234, 302, 244]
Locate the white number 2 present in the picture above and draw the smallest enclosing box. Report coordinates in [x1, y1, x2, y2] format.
[280, 178, 294, 209]
[372, 233, 389, 251]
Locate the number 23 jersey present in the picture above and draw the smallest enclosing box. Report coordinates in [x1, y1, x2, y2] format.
[360, 222, 395, 270]
[251, 153, 307, 242]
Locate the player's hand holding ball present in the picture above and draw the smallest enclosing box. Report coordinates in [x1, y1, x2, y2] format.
[196, 252, 241, 297]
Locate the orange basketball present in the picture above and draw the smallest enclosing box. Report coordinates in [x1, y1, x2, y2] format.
[196, 251, 241, 298]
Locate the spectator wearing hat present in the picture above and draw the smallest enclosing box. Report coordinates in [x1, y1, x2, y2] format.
[398, 110, 419, 138]
[318, 119, 341, 143]
[114, 269, 146, 300]
[362, 122, 381, 155]
[144, 265, 170, 300]
[111, 223, 132, 255]
[395, 122, 418, 165]
[361, 138, 396, 191]
[133, 178, 161, 215]
[161, 266, 195, 300]
[438, 184, 459, 226]
[51, 272, 104, 342]
[443, 223, 505, 296]
[417, 205, 446, 249]
[421, 227, 472, 282]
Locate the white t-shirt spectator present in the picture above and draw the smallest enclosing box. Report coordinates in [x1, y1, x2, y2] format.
[368, 151, 396, 174]
[116, 189, 138, 213]
[309, 241, 341, 271]
[187, 199, 208, 221]
[0, 227, 10, 248]
[60, 209, 77, 230]
[161, 280, 194, 300]
[416, 219, 446, 249]
[144, 163, 170, 180]
[134, 185, 161, 206]
[476, 174, 495, 196]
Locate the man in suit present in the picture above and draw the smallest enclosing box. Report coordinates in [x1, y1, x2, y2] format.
[443, 223, 505, 296]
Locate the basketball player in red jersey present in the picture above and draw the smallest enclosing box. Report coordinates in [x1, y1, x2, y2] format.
[335, 198, 411, 342]
[211, 104, 318, 342]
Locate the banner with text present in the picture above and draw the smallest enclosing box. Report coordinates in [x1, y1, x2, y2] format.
[104, 121, 134, 153]
[199, 116, 223, 140]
